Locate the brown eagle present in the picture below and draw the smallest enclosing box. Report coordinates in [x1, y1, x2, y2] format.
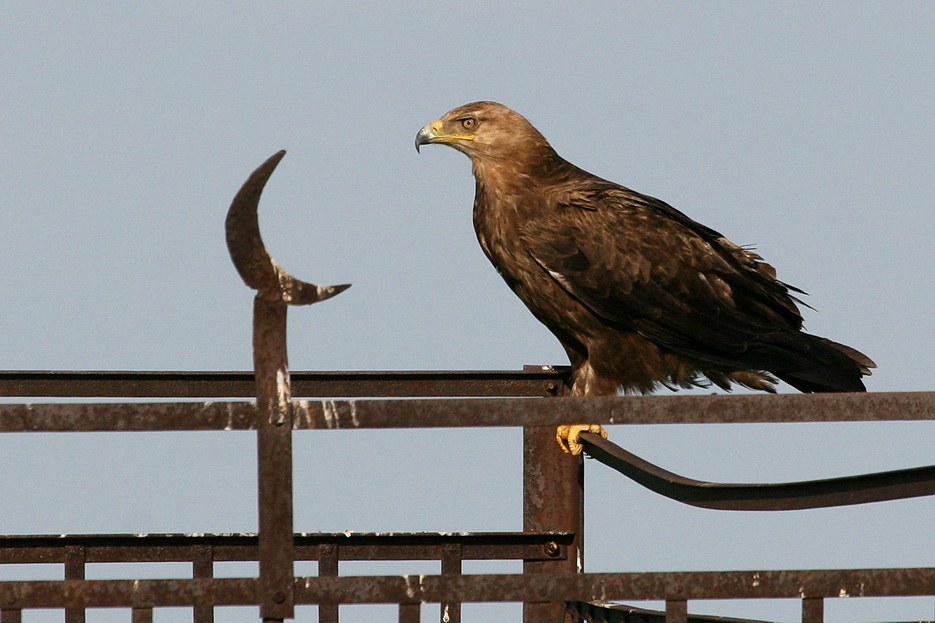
[416, 101, 874, 454]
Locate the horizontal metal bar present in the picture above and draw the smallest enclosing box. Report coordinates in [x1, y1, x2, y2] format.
[580, 432, 935, 511]
[2, 392, 933, 433]
[292, 568, 935, 603]
[0, 369, 567, 399]
[1, 568, 934, 609]
[0, 532, 572, 564]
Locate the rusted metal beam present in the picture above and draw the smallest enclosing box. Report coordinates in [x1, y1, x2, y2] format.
[0, 369, 568, 399]
[297, 568, 935, 603]
[2, 568, 934, 609]
[4, 392, 933, 433]
[0, 532, 572, 564]
[579, 431, 935, 510]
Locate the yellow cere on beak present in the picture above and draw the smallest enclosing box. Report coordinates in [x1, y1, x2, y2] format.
[415, 120, 475, 153]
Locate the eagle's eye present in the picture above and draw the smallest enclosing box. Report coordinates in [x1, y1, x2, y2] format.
[460, 117, 477, 130]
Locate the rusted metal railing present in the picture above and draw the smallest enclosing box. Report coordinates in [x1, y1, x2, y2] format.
[1, 152, 934, 623]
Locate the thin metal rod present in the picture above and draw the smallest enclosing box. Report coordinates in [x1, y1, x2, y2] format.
[579, 431, 935, 511]
[0, 369, 567, 399]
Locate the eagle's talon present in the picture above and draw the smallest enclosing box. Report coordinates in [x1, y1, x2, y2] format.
[556, 424, 607, 456]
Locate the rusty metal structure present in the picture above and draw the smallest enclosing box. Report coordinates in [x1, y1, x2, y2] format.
[1, 152, 934, 623]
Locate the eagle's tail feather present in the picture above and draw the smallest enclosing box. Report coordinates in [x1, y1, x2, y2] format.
[763, 332, 875, 393]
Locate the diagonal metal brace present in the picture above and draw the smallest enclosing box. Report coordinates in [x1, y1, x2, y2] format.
[226, 151, 350, 622]
[580, 432, 935, 511]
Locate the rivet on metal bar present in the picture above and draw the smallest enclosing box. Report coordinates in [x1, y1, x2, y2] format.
[226, 151, 350, 622]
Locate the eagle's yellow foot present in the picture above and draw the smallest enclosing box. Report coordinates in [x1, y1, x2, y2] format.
[556, 424, 608, 455]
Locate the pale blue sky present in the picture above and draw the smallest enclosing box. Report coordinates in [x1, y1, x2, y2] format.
[1, 3, 934, 622]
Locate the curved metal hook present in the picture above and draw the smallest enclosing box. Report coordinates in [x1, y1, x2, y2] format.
[581, 432, 935, 511]
[226, 150, 351, 305]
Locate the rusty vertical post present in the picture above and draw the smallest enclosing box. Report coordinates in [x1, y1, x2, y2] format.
[318, 543, 339, 623]
[131, 608, 154, 623]
[801, 598, 823, 623]
[398, 603, 421, 623]
[226, 150, 350, 623]
[255, 297, 295, 622]
[440, 543, 462, 623]
[0, 610, 22, 623]
[522, 424, 583, 623]
[65, 545, 86, 623]
[665, 600, 687, 623]
[193, 545, 215, 623]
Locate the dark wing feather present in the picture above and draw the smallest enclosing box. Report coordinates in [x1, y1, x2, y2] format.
[520, 187, 808, 369]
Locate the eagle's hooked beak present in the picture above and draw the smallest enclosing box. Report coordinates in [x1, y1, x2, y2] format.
[415, 120, 475, 153]
[414, 123, 437, 153]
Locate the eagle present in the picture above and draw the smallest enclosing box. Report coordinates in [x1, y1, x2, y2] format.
[415, 101, 874, 455]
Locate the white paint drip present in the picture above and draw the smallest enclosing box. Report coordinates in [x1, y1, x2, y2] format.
[294, 400, 312, 429]
[276, 367, 290, 416]
[348, 400, 359, 427]
[224, 403, 235, 431]
[322, 401, 337, 429]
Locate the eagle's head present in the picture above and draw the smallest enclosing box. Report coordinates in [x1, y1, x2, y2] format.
[415, 101, 553, 163]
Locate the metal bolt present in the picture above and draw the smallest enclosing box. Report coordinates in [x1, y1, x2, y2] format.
[546, 382, 558, 394]
[272, 591, 286, 604]
[544, 541, 561, 557]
